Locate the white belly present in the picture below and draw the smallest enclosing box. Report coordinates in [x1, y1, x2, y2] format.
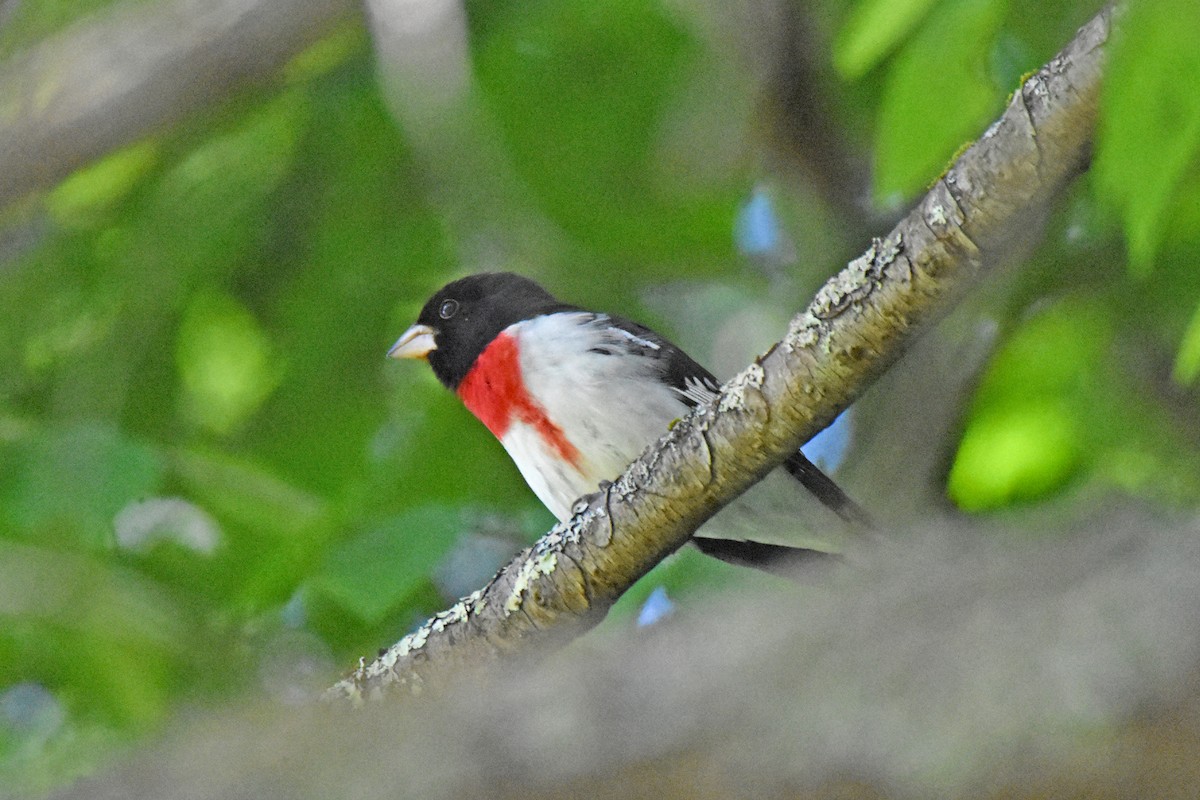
[501, 313, 692, 520]
[500, 422, 600, 520]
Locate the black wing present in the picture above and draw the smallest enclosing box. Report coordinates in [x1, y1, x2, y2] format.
[603, 314, 871, 531]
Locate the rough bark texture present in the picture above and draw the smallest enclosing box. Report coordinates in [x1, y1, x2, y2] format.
[326, 6, 1114, 704]
[0, 0, 357, 209]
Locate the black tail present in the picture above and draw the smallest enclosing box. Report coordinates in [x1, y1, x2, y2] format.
[782, 451, 872, 529]
[690, 536, 839, 578]
[688, 451, 868, 577]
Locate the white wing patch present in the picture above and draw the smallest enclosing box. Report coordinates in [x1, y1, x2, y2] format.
[674, 374, 721, 406]
[610, 324, 661, 351]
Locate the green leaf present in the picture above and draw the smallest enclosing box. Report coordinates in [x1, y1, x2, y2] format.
[168, 448, 328, 538]
[146, 91, 307, 273]
[44, 141, 160, 226]
[947, 402, 1083, 510]
[0, 540, 186, 650]
[874, 0, 1007, 201]
[1, 423, 163, 549]
[175, 292, 282, 435]
[835, 0, 941, 79]
[972, 298, 1111, 403]
[282, 22, 366, 84]
[0, 0, 124, 59]
[154, 94, 304, 216]
[0, 714, 125, 798]
[946, 299, 1108, 511]
[472, 0, 740, 260]
[1173, 298, 1200, 384]
[1094, 0, 1200, 273]
[311, 507, 464, 626]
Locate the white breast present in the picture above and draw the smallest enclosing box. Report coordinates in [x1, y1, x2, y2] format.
[497, 313, 692, 520]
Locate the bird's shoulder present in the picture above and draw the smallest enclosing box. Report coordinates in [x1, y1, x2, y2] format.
[527, 311, 722, 410]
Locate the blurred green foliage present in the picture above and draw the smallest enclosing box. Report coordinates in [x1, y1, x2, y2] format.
[1094, 0, 1200, 279]
[0, 0, 130, 59]
[874, 0, 1008, 200]
[0, 0, 1198, 793]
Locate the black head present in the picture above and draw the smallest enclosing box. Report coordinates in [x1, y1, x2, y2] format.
[389, 272, 574, 389]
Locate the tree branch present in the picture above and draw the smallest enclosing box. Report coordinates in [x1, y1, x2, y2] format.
[0, 0, 357, 211]
[326, 5, 1113, 704]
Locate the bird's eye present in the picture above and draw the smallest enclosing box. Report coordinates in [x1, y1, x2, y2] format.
[439, 299, 460, 320]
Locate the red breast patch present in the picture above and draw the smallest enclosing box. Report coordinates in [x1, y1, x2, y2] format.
[457, 332, 581, 468]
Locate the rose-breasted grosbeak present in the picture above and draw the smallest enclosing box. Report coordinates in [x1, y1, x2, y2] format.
[389, 272, 865, 573]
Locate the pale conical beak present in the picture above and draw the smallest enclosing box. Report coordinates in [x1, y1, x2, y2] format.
[388, 324, 437, 360]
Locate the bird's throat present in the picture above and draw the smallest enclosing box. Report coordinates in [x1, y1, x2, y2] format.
[457, 332, 581, 468]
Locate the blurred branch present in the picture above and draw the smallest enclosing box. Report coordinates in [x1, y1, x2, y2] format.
[0, 0, 20, 36]
[329, 5, 1113, 703]
[61, 515, 1200, 799]
[764, 3, 876, 237]
[0, 0, 357, 211]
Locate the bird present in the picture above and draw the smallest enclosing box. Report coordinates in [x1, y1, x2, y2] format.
[388, 272, 866, 574]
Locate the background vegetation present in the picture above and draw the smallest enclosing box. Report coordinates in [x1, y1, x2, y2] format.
[0, 0, 1197, 792]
